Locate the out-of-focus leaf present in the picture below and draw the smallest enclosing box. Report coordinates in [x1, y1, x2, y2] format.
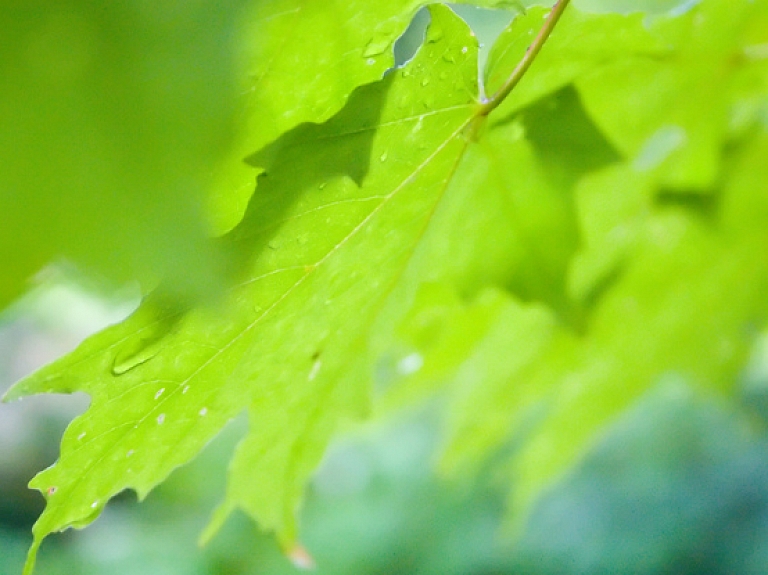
[382, 128, 768, 530]
[372, 0, 768, 530]
[572, 0, 700, 15]
[576, 0, 768, 189]
[0, 0, 247, 307]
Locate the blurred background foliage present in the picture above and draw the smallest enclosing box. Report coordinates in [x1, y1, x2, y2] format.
[3, 0, 768, 574]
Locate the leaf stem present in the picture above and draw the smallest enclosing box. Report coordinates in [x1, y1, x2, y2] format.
[477, 0, 571, 116]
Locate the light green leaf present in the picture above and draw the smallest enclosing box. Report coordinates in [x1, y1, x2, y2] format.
[575, 0, 768, 189]
[5, 6, 490, 570]
[572, 0, 700, 15]
[208, 0, 545, 233]
[0, 0, 246, 307]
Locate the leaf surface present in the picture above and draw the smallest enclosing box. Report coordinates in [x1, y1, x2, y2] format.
[208, 0, 552, 233]
[6, 6, 488, 568]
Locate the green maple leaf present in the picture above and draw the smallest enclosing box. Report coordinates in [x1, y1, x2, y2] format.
[4, 6, 497, 571]
[209, 0, 555, 233]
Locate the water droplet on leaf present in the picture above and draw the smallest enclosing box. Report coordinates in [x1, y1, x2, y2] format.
[426, 27, 444, 43]
[308, 359, 322, 381]
[112, 336, 164, 375]
[363, 34, 392, 58]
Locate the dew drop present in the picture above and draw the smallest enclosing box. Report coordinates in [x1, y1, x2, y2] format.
[426, 27, 444, 43]
[461, 46, 468, 54]
[420, 77, 430, 87]
[318, 182, 327, 190]
[379, 152, 388, 162]
[199, 407, 208, 416]
[182, 385, 190, 394]
[443, 53, 456, 63]
[91, 501, 99, 509]
[127, 449, 134, 457]
[154, 387, 165, 400]
[308, 359, 322, 381]
[157, 413, 165, 425]
[363, 34, 391, 58]
[112, 343, 161, 375]
[77, 432, 86, 441]
[366, 58, 376, 66]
